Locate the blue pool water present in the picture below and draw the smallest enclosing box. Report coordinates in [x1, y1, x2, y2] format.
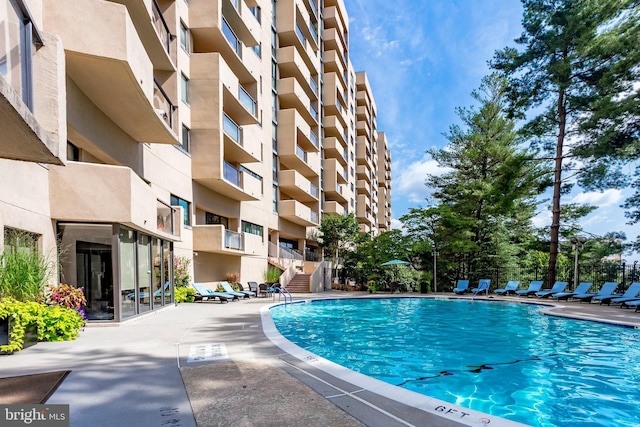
[269, 298, 640, 427]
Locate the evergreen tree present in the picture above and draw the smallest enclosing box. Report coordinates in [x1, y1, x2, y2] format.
[491, 0, 640, 283]
[403, 74, 546, 281]
[431, 74, 544, 272]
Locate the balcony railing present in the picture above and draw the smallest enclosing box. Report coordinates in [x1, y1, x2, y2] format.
[156, 200, 175, 234]
[225, 229, 244, 250]
[222, 18, 242, 58]
[310, 103, 318, 120]
[152, 0, 172, 56]
[224, 161, 240, 186]
[296, 145, 307, 162]
[308, 0, 318, 18]
[310, 184, 319, 198]
[295, 24, 306, 46]
[309, 24, 318, 42]
[239, 86, 256, 116]
[309, 130, 319, 147]
[310, 210, 319, 223]
[223, 113, 241, 143]
[229, 0, 239, 10]
[309, 77, 318, 94]
[153, 78, 175, 131]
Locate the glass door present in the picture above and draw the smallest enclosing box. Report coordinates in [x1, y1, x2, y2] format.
[76, 242, 113, 321]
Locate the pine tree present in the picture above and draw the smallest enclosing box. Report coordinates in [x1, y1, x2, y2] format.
[491, 0, 640, 283]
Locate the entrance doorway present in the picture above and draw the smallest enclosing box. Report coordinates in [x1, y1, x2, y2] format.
[76, 241, 113, 321]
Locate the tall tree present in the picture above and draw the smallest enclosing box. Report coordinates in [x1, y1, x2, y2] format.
[492, 0, 640, 283]
[316, 213, 359, 266]
[423, 74, 546, 274]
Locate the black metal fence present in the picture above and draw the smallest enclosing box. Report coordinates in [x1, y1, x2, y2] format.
[446, 262, 640, 293]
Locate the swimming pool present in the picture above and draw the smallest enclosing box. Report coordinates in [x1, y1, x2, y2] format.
[269, 298, 640, 427]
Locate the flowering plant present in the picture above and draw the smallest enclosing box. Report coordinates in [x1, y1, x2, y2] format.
[174, 255, 191, 288]
[43, 283, 87, 321]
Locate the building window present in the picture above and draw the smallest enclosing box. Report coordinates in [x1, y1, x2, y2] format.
[241, 220, 263, 237]
[272, 185, 278, 213]
[272, 154, 278, 181]
[67, 141, 80, 161]
[170, 195, 191, 226]
[249, 6, 261, 23]
[179, 21, 191, 53]
[181, 125, 190, 152]
[3, 227, 38, 254]
[180, 73, 189, 104]
[1, 0, 42, 111]
[205, 212, 228, 227]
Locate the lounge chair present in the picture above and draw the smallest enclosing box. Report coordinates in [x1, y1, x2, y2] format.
[237, 283, 256, 297]
[515, 280, 544, 297]
[247, 281, 259, 295]
[621, 298, 640, 311]
[219, 281, 250, 299]
[599, 282, 640, 306]
[551, 282, 593, 301]
[573, 282, 618, 303]
[453, 280, 470, 295]
[471, 279, 491, 296]
[494, 280, 520, 295]
[192, 283, 236, 303]
[535, 281, 568, 298]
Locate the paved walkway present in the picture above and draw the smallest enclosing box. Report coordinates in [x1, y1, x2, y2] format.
[1, 291, 639, 427]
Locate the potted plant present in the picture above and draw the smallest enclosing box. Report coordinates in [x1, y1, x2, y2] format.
[263, 267, 282, 285]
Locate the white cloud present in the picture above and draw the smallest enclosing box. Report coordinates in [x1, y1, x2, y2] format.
[390, 218, 404, 230]
[393, 157, 449, 204]
[569, 189, 623, 207]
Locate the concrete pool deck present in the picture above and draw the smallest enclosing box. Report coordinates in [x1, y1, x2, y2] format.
[1, 291, 639, 427]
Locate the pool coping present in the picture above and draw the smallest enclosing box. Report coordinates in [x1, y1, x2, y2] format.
[261, 297, 530, 427]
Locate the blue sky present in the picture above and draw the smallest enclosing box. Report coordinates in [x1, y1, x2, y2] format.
[343, 0, 639, 260]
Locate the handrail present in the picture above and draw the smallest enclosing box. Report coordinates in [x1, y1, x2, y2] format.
[273, 286, 292, 304]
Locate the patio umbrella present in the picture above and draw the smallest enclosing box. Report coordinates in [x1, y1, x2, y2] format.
[381, 260, 411, 286]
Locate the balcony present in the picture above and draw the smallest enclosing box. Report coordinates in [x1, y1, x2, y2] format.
[324, 115, 347, 144]
[324, 182, 347, 204]
[279, 170, 319, 202]
[323, 50, 347, 88]
[49, 162, 178, 239]
[277, 108, 319, 153]
[357, 164, 372, 183]
[277, 77, 317, 126]
[323, 27, 347, 63]
[323, 136, 348, 166]
[193, 224, 264, 256]
[44, 0, 178, 144]
[324, 200, 347, 216]
[189, 0, 260, 82]
[276, 2, 319, 70]
[278, 200, 319, 226]
[325, 158, 348, 185]
[191, 127, 262, 201]
[111, 0, 175, 71]
[0, 77, 62, 164]
[357, 179, 372, 196]
[278, 140, 320, 181]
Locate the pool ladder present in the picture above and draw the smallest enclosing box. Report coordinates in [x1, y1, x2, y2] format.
[273, 287, 293, 304]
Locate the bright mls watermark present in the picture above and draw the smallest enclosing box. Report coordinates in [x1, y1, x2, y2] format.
[1, 405, 69, 426]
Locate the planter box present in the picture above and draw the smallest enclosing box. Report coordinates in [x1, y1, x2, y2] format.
[0, 317, 38, 355]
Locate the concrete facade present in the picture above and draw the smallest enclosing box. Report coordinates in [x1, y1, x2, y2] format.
[0, 0, 392, 322]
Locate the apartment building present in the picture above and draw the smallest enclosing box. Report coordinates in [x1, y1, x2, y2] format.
[0, 0, 391, 322]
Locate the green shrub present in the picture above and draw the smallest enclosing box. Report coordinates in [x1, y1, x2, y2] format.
[175, 286, 196, 303]
[0, 247, 52, 302]
[0, 298, 85, 353]
[264, 267, 282, 284]
[0, 298, 40, 353]
[38, 305, 85, 342]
